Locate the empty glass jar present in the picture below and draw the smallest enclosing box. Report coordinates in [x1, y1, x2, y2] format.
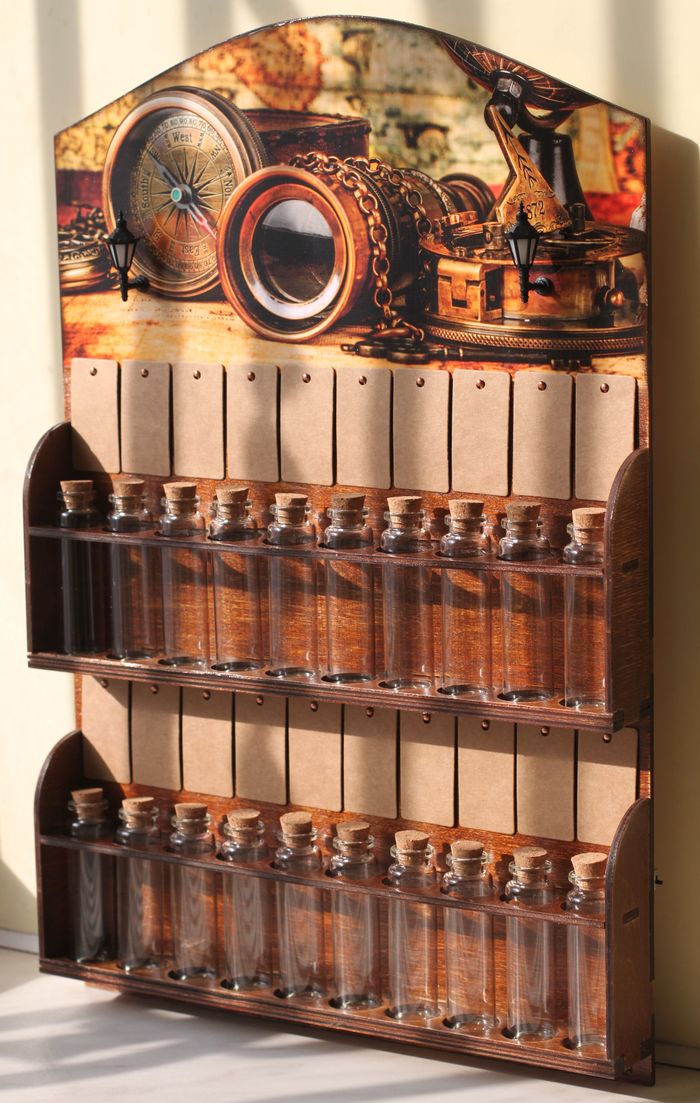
[68, 787, 113, 963]
[267, 494, 318, 679]
[169, 803, 218, 981]
[220, 808, 271, 991]
[322, 493, 375, 683]
[442, 840, 496, 1033]
[380, 496, 434, 691]
[566, 851, 608, 1054]
[498, 501, 555, 701]
[115, 795, 164, 973]
[274, 811, 326, 999]
[329, 820, 381, 1010]
[439, 499, 492, 698]
[209, 485, 264, 672]
[58, 479, 107, 655]
[386, 830, 439, 1021]
[158, 482, 210, 667]
[564, 508, 606, 710]
[108, 478, 163, 660]
[505, 846, 556, 1041]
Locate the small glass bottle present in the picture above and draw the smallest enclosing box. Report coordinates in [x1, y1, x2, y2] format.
[220, 807, 271, 991]
[67, 787, 113, 963]
[442, 839, 496, 1033]
[329, 820, 381, 1010]
[566, 851, 608, 1054]
[169, 802, 218, 981]
[267, 494, 318, 679]
[209, 485, 264, 671]
[322, 494, 375, 683]
[115, 795, 164, 973]
[108, 477, 163, 660]
[274, 811, 326, 999]
[563, 508, 606, 710]
[380, 496, 434, 691]
[505, 846, 557, 1041]
[158, 482, 210, 667]
[58, 479, 107, 654]
[439, 499, 492, 698]
[498, 501, 555, 701]
[386, 830, 439, 1021]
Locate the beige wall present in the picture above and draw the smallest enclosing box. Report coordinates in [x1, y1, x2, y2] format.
[1, 0, 697, 1050]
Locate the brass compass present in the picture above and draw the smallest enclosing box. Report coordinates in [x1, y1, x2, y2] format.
[102, 88, 267, 298]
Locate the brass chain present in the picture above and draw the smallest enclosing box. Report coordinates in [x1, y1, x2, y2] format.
[290, 151, 427, 341]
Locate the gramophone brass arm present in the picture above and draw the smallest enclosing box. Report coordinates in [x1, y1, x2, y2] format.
[485, 102, 571, 235]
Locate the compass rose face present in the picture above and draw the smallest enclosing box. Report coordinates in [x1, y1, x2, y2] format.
[103, 89, 267, 298]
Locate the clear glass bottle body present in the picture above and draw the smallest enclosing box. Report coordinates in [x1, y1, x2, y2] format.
[439, 521, 491, 698]
[220, 824, 271, 990]
[274, 834, 325, 998]
[380, 514, 434, 691]
[566, 873, 607, 1052]
[169, 820, 218, 980]
[108, 498, 163, 659]
[442, 857, 496, 1032]
[329, 838, 381, 1009]
[115, 809, 164, 972]
[563, 530, 606, 710]
[267, 508, 318, 679]
[210, 505, 264, 671]
[498, 519, 554, 701]
[68, 803, 113, 963]
[322, 508, 375, 683]
[386, 848, 439, 1020]
[505, 862, 556, 1040]
[58, 493, 107, 655]
[158, 501, 210, 667]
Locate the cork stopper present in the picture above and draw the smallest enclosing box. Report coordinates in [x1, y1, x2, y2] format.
[449, 499, 484, 521]
[164, 481, 197, 501]
[216, 485, 249, 507]
[112, 477, 144, 500]
[225, 806, 261, 843]
[173, 801, 209, 836]
[388, 495, 422, 516]
[121, 795, 156, 829]
[512, 845, 549, 884]
[330, 493, 365, 515]
[336, 820, 371, 843]
[571, 851, 608, 880]
[280, 810, 314, 840]
[60, 479, 94, 508]
[572, 507, 606, 543]
[394, 830, 430, 865]
[70, 787, 105, 822]
[506, 501, 541, 524]
[275, 492, 308, 524]
[450, 838, 485, 860]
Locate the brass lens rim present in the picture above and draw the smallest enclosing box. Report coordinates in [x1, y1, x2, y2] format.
[218, 166, 365, 342]
[102, 86, 267, 298]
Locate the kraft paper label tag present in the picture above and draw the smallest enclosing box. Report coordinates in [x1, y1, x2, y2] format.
[516, 724, 575, 840]
[71, 358, 120, 472]
[226, 362, 279, 482]
[457, 717, 515, 834]
[577, 728, 638, 845]
[81, 676, 130, 783]
[288, 698, 342, 810]
[575, 373, 636, 501]
[131, 683, 181, 790]
[280, 364, 334, 485]
[182, 689, 233, 797]
[452, 369, 511, 496]
[172, 361, 225, 478]
[512, 371, 572, 500]
[393, 368, 450, 492]
[234, 692, 287, 805]
[120, 360, 171, 476]
[399, 710, 455, 826]
[343, 705, 397, 818]
[336, 365, 392, 489]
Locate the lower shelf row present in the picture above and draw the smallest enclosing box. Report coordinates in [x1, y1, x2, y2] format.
[61, 787, 609, 1058]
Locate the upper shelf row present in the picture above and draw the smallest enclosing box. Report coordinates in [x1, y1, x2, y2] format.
[69, 357, 638, 501]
